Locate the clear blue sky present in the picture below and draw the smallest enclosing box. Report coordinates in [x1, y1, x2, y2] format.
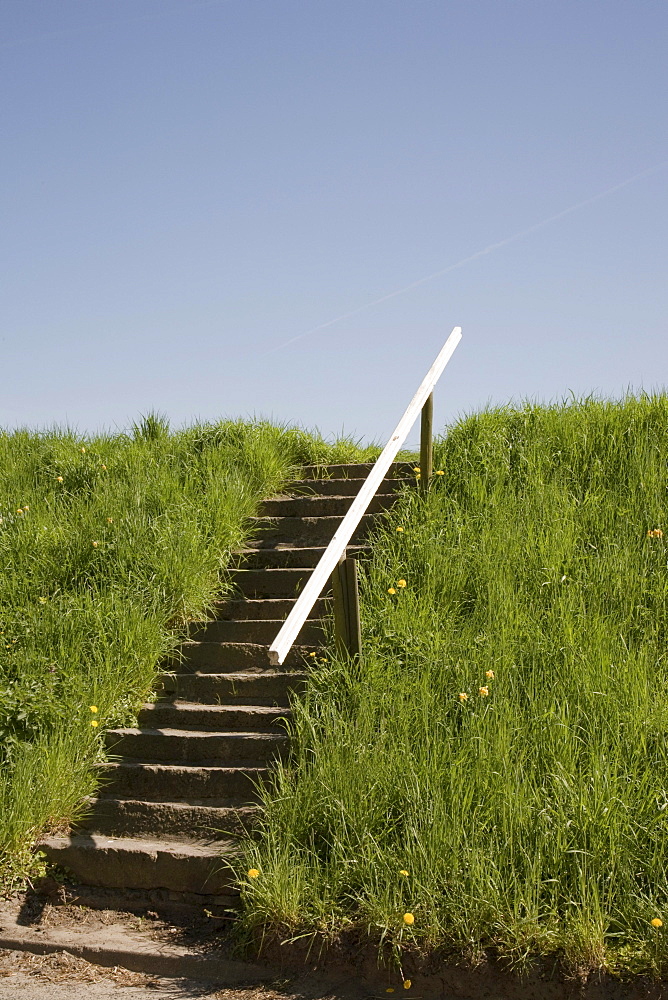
[2, 0, 667, 444]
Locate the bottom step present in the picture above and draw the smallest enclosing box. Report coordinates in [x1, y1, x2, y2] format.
[40, 833, 238, 896]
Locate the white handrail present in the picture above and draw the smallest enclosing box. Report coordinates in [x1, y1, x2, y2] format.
[267, 326, 462, 666]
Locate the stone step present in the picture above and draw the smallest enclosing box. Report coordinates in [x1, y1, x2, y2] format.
[286, 476, 405, 497]
[100, 761, 269, 803]
[79, 796, 261, 840]
[104, 728, 288, 764]
[39, 834, 237, 895]
[158, 670, 308, 705]
[186, 617, 325, 644]
[174, 641, 314, 672]
[259, 493, 395, 518]
[233, 567, 325, 599]
[300, 461, 415, 480]
[212, 597, 327, 621]
[247, 513, 376, 546]
[137, 702, 290, 733]
[234, 544, 367, 569]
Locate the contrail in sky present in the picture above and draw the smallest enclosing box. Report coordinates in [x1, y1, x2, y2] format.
[267, 159, 668, 355]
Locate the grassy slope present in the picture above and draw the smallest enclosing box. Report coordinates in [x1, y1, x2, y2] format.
[240, 396, 668, 979]
[0, 416, 377, 891]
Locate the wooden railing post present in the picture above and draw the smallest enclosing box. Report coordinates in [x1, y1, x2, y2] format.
[332, 552, 362, 658]
[419, 391, 433, 493]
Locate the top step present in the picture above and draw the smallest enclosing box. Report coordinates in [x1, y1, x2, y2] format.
[299, 462, 417, 480]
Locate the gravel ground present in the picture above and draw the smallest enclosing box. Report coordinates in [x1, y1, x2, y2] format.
[0, 949, 345, 1000]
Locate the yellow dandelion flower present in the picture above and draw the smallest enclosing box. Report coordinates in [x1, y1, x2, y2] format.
[435, 470, 444, 476]
[107, 517, 113, 523]
[403, 912, 414, 925]
[485, 670, 495, 680]
[92, 540, 99, 547]
[397, 579, 407, 588]
[80, 446, 86, 453]
[396, 527, 404, 533]
[309, 651, 317, 657]
[23, 505, 29, 511]
[412, 467, 420, 474]
[56, 476, 63, 482]
[247, 868, 260, 878]
[90, 720, 98, 728]
[89, 705, 98, 713]
[652, 918, 663, 928]
[479, 686, 489, 697]
[458, 692, 468, 702]
[101, 464, 107, 470]
[388, 587, 396, 595]
[38, 597, 47, 604]
[403, 981, 412, 990]
[399, 870, 409, 876]
[16, 509, 23, 515]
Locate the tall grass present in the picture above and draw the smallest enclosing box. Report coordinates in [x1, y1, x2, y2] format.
[239, 396, 668, 979]
[0, 416, 376, 891]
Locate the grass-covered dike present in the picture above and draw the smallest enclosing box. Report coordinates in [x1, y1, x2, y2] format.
[240, 396, 668, 981]
[0, 415, 374, 891]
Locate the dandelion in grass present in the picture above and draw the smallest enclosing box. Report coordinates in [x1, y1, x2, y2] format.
[396, 527, 404, 533]
[403, 912, 414, 925]
[399, 870, 409, 876]
[403, 980, 412, 990]
[101, 464, 107, 470]
[56, 476, 63, 482]
[479, 686, 489, 697]
[107, 517, 113, 523]
[648, 528, 664, 538]
[89, 706, 98, 713]
[412, 467, 420, 474]
[80, 447, 86, 453]
[309, 651, 317, 657]
[90, 720, 98, 728]
[652, 918, 663, 928]
[435, 470, 444, 475]
[397, 579, 407, 588]
[458, 692, 468, 702]
[23, 505, 29, 511]
[485, 670, 495, 680]
[38, 597, 47, 604]
[247, 868, 260, 878]
[388, 587, 397, 595]
[16, 510, 23, 515]
[92, 541, 99, 547]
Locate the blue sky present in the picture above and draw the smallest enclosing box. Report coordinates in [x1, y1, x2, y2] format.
[2, 0, 667, 444]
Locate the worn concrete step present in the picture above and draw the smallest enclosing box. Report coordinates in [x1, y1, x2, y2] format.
[174, 641, 315, 672]
[100, 761, 269, 803]
[234, 544, 367, 569]
[287, 477, 405, 497]
[233, 567, 326, 599]
[39, 834, 236, 895]
[79, 796, 260, 840]
[259, 494, 395, 518]
[158, 670, 308, 705]
[212, 597, 327, 621]
[105, 728, 288, 764]
[300, 462, 415, 480]
[186, 617, 324, 644]
[247, 513, 376, 546]
[137, 702, 290, 733]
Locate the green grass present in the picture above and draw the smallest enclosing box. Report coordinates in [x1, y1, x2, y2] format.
[0, 415, 377, 892]
[238, 395, 668, 980]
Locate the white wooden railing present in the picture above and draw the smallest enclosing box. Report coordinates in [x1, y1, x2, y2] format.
[267, 326, 462, 666]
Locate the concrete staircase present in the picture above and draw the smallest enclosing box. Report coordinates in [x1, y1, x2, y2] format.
[41, 463, 411, 917]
